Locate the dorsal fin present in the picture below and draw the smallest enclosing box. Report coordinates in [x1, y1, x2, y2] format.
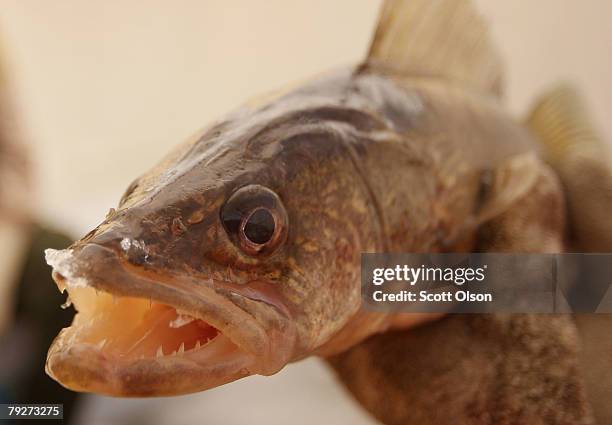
[365, 0, 504, 97]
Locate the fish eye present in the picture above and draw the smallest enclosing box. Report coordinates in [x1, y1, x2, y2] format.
[243, 208, 275, 244]
[221, 185, 288, 257]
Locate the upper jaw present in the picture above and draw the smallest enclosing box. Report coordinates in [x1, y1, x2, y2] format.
[45, 242, 296, 396]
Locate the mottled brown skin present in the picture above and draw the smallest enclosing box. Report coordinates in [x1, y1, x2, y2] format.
[329, 164, 595, 424]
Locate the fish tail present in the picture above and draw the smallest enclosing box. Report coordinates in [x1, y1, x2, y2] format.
[364, 0, 503, 97]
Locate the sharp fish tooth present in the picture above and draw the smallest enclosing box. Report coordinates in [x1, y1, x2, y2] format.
[112, 295, 118, 305]
[195, 340, 201, 349]
[178, 342, 185, 354]
[96, 339, 107, 350]
[60, 296, 72, 309]
[156, 346, 164, 358]
[172, 350, 177, 356]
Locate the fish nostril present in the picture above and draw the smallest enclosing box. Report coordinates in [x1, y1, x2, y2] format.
[120, 237, 150, 265]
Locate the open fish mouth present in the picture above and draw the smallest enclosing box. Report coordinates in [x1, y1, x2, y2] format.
[45, 244, 295, 397]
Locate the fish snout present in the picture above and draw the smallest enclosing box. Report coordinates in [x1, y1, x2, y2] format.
[76, 218, 154, 267]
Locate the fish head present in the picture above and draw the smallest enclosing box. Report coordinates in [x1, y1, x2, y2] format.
[45, 79, 388, 396]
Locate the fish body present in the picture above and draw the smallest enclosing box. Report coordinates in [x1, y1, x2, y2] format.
[43, 2, 594, 416]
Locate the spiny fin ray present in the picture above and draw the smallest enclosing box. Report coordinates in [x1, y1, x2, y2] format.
[365, 0, 503, 96]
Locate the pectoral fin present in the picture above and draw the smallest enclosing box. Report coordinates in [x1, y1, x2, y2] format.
[527, 84, 612, 251]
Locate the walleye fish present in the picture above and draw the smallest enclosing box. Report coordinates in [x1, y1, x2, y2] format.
[44, 2, 600, 419]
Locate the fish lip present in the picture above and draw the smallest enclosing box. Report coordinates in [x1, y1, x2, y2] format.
[46, 327, 255, 397]
[45, 242, 296, 395]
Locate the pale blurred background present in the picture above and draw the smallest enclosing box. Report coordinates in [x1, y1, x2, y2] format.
[0, 1, 610, 424]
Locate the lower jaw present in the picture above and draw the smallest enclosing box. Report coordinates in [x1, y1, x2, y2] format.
[46, 334, 257, 396]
